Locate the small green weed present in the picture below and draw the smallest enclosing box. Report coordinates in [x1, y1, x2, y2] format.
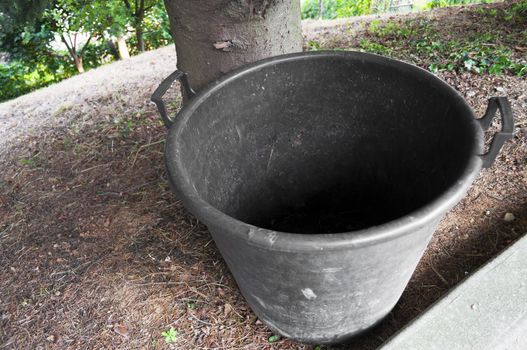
[307, 40, 323, 51]
[369, 19, 381, 33]
[268, 334, 280, 343]
[422, 38, 527, 76]
[62, 137, 73, 150]
[363, 17, 527, 77]
[112, 117, 138, 137]
[359, 39, 392, 55]
[426, 0, 496, 10]
[161, 327, 178, 344]
[52, 103, 73, 117]
[19, 155, 41, 167]
[504, 0, 527, 21]
[369, 20, 411, 38]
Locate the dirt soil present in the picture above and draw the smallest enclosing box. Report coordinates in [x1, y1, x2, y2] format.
[1, 2, 526, 349]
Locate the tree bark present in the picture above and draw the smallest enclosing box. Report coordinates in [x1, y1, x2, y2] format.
[117, 35, 130, 59]
[135, 20, 145, 52]
[163, 0, 302, 93]
[73, 55, 85, 73]
[60, 33, 85, 73]
[106, 40, 120, 60]
[135, 22, 145, 52]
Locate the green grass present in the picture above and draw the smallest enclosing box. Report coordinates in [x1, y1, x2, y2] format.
[361, 10, 527, 76]
[306, 6, 526, 77]
[359, 39, 393, 55]
[19, 155, 41, 167]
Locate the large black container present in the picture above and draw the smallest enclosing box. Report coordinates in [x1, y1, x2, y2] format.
[152, 51, 513, 344]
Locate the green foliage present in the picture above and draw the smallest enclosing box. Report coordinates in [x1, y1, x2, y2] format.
[362, 15, 527, 77]
[301, 0, 371, 19]
[301, 0, 326, 19]
[426, 0, 494, 9]
[0, 20, 56, 65]
[128, 2, 171, 53]
[0, 0, 171, 102]
[409, 30, 527, 76]
[161, 327, 178, 343]
[100, 0, 130, 36]
[0, 60, 72, 102]
[82, 42, 115, 69]
[307, 40, 323, 51]
[0, 8, 113, 102]
[359, 39, 392, 54]
[504, 0, 527, 22]
[268, 334, 281, 343]
[335, 0, 372, 17]
[0, 0, 51, 30]
[44, 0, 108, 38]
[19, 154, 41, 167]
[368, 20, 412, 38]
[424, 41, 527, 76]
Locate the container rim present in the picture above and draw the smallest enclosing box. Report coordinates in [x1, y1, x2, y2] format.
[165, 50, 484, 251]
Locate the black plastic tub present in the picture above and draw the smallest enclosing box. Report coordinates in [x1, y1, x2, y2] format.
[152, 51, 513, 344]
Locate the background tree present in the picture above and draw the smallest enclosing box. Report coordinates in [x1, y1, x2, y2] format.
[0, 0, 74, 100]
[0, 0, 171, 101]
[122, 0, 158, 52]
[0, 0, 52, 59]
[44, 0, 95, 73]
[301, 0, 372, 19]
[0, 0, 51, 27]
[99, 0, 131, 59]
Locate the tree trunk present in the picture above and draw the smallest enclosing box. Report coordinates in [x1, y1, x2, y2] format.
[106, 40, 120, 60]
[135, 21, 145, 52]
[117, 35, 130, 59]
[318, 0, 323, 19]
[60, 34, 85, 74]
[163, 0, 302, 93]
[73, 55, 84, 73]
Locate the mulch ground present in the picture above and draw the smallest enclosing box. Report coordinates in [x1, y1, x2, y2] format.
[1, 2, 526, 349]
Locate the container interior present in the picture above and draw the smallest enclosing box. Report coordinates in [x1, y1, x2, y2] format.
[172, 55, 476, 234]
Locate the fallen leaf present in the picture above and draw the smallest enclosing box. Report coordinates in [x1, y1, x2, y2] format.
[223, 303, 233, 317]
[213, 41, 233, 50]
[114, 323, 130, 338]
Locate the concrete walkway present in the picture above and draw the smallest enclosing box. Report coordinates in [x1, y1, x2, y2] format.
[381, 234, 527, 350]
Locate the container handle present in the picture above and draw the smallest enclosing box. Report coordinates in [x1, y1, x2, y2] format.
[151, 70, 196, 128]
[477, 97, 514, 168]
